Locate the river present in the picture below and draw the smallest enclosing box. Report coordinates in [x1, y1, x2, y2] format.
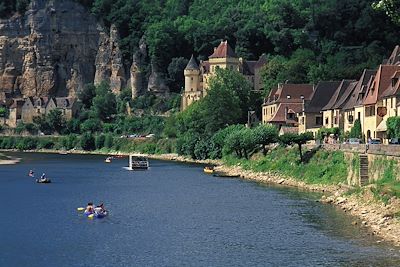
[1, 152, 400, 266]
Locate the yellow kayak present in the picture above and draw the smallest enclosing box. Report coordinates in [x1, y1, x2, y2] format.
[204, 167, 214, 174]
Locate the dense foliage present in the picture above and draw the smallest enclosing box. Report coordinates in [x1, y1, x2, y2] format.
[0, 0, 29, 17]
[386, 116, 400, 138]
[72, 0, 400, 93]
[3, 0, 399, 93]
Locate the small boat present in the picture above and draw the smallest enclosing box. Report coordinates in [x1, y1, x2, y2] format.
[36, 178, 51, 183]
[84, 210, 108, 219]
[204, 166, 214, 174]
[213, 172, 240, 178]
[127, 155, 149, 170]
[105, 157, 112, 163]
[59, 151, 69, 155]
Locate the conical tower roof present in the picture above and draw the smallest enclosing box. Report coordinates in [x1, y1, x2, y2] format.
[185, 55, 199, 70]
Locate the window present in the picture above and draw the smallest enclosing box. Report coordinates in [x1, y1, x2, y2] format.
[348, 115, 354, 124]
[286, 95, 291, 99]
[191, 77, 193, 81]
[325, 117, 328, 125]
[301, 117, 305, 125]
[316, 116, 322, 126]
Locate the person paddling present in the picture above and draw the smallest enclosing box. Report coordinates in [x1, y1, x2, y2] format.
[28, 170, 35, 177]
[85, 202, 94, 214]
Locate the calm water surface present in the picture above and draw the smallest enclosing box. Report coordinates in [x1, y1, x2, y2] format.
[1, 152, 400, 267]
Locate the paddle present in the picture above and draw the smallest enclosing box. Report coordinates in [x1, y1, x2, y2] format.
[88, 214, 94, 219]
[77, 207, 85, 211]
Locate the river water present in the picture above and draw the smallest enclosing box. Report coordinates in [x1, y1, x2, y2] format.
[1, 152, 400, 266]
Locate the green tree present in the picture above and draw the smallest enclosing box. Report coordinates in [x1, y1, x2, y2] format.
[78, 83, 96, 109]
[91, 82, 117, 122]
[253, 124, 279, 155]
[387, 116, 400, 138]
[80, 132, 95, 151]
[279, 132, 314, 162]
[47, 109, 66, 134]
[349, 119, 363, 139]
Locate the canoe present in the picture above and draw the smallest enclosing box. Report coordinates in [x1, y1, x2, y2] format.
[213, 173, 240, 178]
[36, 178, 51, 183]
[85, 210, 108, 219]
[203, 167, 214, 174]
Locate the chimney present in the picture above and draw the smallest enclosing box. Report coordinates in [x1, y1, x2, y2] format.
[285, 106, 288, 121]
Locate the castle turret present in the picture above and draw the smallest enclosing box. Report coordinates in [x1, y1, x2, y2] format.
[182, 55, 201, 110]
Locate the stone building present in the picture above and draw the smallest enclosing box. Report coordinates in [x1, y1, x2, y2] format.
[262, 83, 314, 129]
[182, 40, 266, 110]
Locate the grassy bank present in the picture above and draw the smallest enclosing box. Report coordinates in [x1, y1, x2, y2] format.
[223, 147, 349, 185]
[0, 135, 176, 155]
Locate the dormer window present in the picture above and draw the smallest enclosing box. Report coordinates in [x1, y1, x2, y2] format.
[286, 95, 291, 99]
[300, 95, 304, 100]
[392, 78, 398, 87]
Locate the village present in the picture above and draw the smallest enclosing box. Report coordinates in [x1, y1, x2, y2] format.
[183, 41, 400, 145]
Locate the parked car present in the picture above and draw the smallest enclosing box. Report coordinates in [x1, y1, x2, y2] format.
[389, 138, 400, 144]
[369, 138, 382, 144]
[348, 138, 361, 145]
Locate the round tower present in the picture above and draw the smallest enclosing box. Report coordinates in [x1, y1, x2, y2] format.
[182, 55, 201, 110]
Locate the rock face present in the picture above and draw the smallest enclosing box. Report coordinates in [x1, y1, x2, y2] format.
[0, 0, 169, 100]
[130, 36, 147, 99]
[94, 24, 126, 94]
[0, 0, 101, 98]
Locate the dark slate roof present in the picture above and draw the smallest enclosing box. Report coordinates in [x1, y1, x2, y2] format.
[243, 61, 257, 75]
[254, 54, 267, 69]
[342, 69, 376, 110]
[209, 40, 237, 59]
[332, 81, 357, 109]
[304, 81, 341, 113]
[322, 80, 355, 111]
[185, 55, 199, 70]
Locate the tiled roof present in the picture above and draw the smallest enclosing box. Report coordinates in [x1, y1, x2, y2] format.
[363, 65, 400, 105]
[342, 69, 376, 110]
[55, 97, 75, 108]
[185, 55, 199, 70]
[209, 40, 237, 59]
[386, 45, 400, 65]
[304, 81, 341, 113]
[269, 102, 303, 124]
[265, 83, 314, 105]
[279, 126, 299, 135]
[9, 99, 25, 109]
[380, 71, 400, 98]
[332, 80, 357, 109]
[322, 80, 354, 111]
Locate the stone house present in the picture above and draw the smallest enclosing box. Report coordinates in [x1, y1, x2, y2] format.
[182, 40, 266, 110]
[298, 81, 341, 134]
[342, 69, 376, 135]
[321, 80, 356, 130]
[362, 65, 400, 141]
[5, 98, 24, 128]
[262, 83, 314, 129]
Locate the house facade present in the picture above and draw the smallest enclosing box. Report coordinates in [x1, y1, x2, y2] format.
[262, 83, 314, 129]
[298, 81, 341, 134]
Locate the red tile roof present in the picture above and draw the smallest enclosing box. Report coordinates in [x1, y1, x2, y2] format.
[363, 65, 400, 105]
[265, 84, 313, 105]
[268, 102, 303, 124]
[209, 40, 237, 59]
[385, 45, 400, 65]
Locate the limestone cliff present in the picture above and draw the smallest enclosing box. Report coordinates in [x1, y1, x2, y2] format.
[0, 0, 168, 100]
[94, 24, 126, 94]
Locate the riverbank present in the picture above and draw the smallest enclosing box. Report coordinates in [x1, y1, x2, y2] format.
[0, 153, 20, 165]
[2, 148, 400, 246]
